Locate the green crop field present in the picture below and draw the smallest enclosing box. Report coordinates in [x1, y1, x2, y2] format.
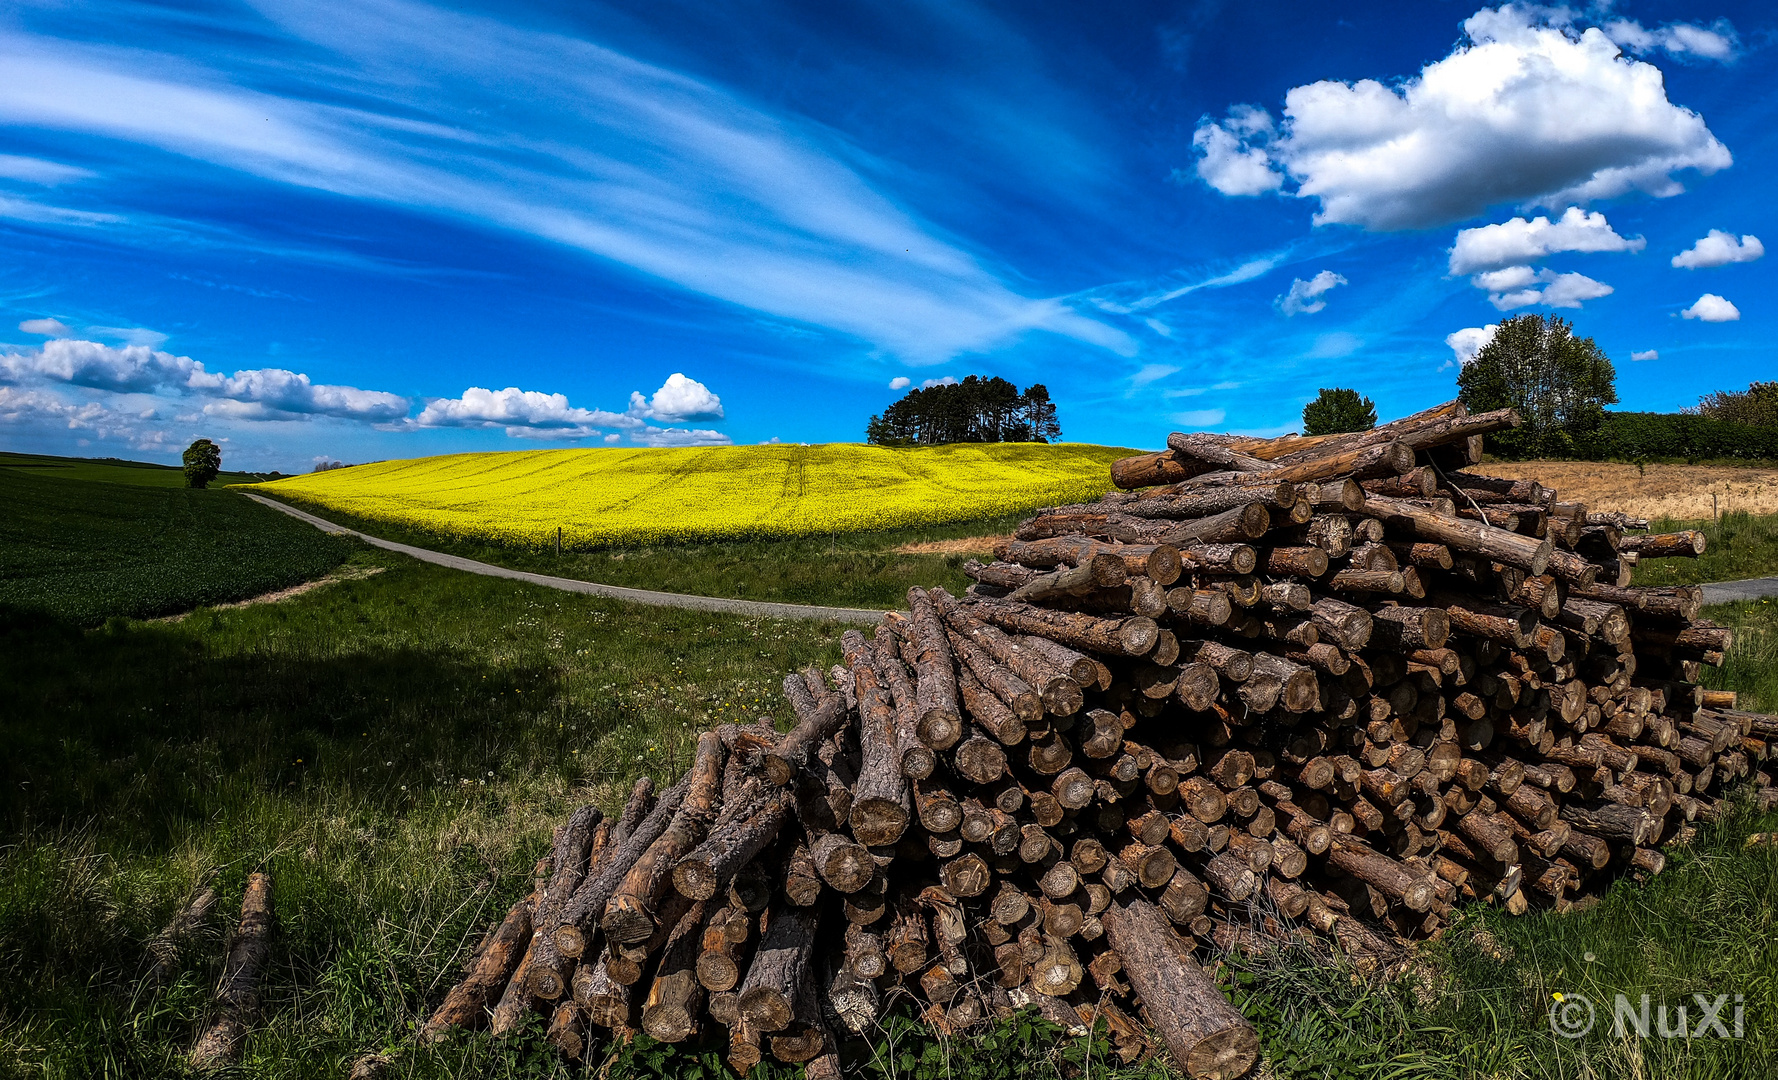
[1, 450, 273, 488]
[0, 465, 352, 626]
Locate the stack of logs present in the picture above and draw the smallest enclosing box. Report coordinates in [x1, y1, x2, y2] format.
[419, 400, 1777, 1080]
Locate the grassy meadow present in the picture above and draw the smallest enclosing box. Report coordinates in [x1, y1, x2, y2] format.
[252, 495, 1013, 608]
[245, 442, 1134, 549]
[4, 452, 1778, 1079]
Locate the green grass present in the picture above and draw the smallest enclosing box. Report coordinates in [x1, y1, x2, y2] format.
[0, 450, 272, 487]
[0, 544, 848, 1079]
[0, 468, 353, 627]
[260, 491, 1013, 608]
[1232, 792, 1778, 1079]
[1632, 512, 1778, 588]
[5, 475, 1778, 1079]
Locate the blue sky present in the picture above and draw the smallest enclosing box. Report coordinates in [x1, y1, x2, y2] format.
[0, 0, 1771, 471]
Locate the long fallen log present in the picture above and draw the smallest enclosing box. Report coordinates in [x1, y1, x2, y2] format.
[190, 873, 275, 1071]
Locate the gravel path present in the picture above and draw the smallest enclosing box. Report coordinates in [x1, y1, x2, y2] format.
[243, 493, 885, 625]
[249, 492, 1777, 617]
[1702, 578, 1778, 604]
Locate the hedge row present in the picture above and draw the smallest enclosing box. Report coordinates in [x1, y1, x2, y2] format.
[1487, 411, 1778, 463]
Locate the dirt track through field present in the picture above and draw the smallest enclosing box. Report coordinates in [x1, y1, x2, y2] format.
[243, 493, 885, 624]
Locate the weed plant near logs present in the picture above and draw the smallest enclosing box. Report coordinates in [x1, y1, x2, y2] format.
[0, 468, 351, 626]
[245, 442, 1135, 548]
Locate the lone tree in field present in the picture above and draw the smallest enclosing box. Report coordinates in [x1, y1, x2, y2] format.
[183, 438, 222, 489]
[1457, 313, 1617, 459]
[1301, 388, 1376, 436]
[866, 376, 1060, 445]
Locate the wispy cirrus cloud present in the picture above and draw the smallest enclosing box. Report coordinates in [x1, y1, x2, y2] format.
[0, 0, 1130, 364]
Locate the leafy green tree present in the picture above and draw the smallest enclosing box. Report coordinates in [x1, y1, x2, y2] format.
[866, 377, 1062, 445]
[1457, 314, 1618, 459]
[1694, 381, 1778, 427]
[1301, 388, 1377, 436]
[182, 438, 222, 488]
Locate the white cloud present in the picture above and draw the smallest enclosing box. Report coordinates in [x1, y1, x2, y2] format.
[1192, 6, 1731, 230]
[1478, 267, 1612, 310]
[634, 426, 733, 448]
[1631, 349, 1659, 361]
[1671, 230, 1764, 269]
[204, 367, 410, 421]
[1446, 324, 1498, 365]
[86, 326, 170, 348]
[1130, 364, 1180, 388]
[1171, 409, 1227, 428]
[1, 338, 207, 393]
[1191, 114, 1284, 196]
[0, 337, 408, 423]
[18, 318, 71, 336]
[1449, 207, 1644, 275]
[0, 385, 178, 450]
[1143, 318, 1173, 338]
[626, 373, 723, 422]
[0, 0, 1134, 364]
[922, 376, 959, 389]
[0, 153, 93, 185]
[888, 376, 912, 390]
[1276, 270, 1347, 316]
[603, 433, 621, 444]
[1681, 294, 1739, 322]
[1604, 18, 1738, 62]
[415, 386, 635, 436]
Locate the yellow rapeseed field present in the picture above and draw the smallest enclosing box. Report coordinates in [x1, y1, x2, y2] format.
[244, 442, 1136, 548]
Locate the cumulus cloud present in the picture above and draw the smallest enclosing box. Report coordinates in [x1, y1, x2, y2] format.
[888, 376, 912, 390]
[0, 385, 178, 450]
[1191, 108, 1284, 196]
[625, 373, 724, 422]
[1276, 271, 1348, 316]
[634, 426, 733, 448]
[922, 376, 959, 389]
[1, 338, 207, 393]
[0, 338, 408, 421]
[18, 317, 71, 336]
[415, 386, 635, 437]
[1477, 268, 1613, 310]
[1446, 324, 1499, 366]
[1681, 294, 1740, 322]
[1672, 230, 1764, 269]
[202, 368, 410, 422]
[1191, 5, 1731, 229]
[1631, 349, 1659, 361]
[1449, 208, 1644, 275]
[1604, 18, 1739, 62]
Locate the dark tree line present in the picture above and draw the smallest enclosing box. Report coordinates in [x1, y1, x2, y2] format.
[866, 376, 1061, 446]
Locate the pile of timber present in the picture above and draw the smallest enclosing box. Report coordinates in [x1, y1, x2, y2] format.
[420, 400, 1777, 1080]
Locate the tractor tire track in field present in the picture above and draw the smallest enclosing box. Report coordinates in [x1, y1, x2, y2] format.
[242, 493, 886, 624]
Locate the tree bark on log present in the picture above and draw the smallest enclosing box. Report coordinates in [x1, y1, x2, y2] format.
[848, 649, 913, 847]
[641, 900, 712, 1043]
[737, 906, 818, 1032]
[190, 872, 275, 1071]
[1363, 495, 1552, 575]
[1102, 896, 1259, 1080]
[603, 733, 727, 946]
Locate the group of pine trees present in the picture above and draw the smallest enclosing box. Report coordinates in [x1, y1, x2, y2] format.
[866, 376, 1060, 446]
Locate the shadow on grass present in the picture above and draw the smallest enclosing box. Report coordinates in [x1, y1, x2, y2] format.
[0, 605, 633, 846]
